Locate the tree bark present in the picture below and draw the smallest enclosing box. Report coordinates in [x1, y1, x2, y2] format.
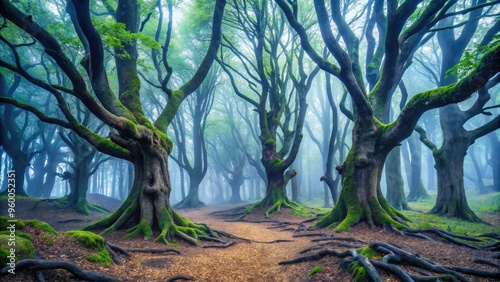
[385, 147, 410, 210]
[86, 136, 210, 245]
[487, 132, 500, 192]
[406, 132, 430, 202]
[314, 116, 407, 231]
[431, 148, 480, 221]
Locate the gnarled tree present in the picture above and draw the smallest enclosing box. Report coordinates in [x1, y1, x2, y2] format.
[0, 0, 226, 244]
[275, 0, 500, 231]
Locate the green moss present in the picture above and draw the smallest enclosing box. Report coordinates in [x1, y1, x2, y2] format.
[309, 266, 323, 276]
[348, 261, 367, 282]
[0, 235, 36, 265]
[126, 220, 153, 240]
[0, 216, 26, 230]
[87, 249, 113, 266]
[66, 230, 105, 250]
[373, 117, 395, 134]
[25, 219, 58, 235]
[359, 247, 381, 259]
[65, 230, 112, 266]
[272, 157, 283, 165]
[0, 230, 32, 241]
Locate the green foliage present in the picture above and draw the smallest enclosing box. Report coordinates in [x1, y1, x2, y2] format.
[93, 18, 160, 59]
[447, 34, 500, 78]
[309, 266, 323, 276]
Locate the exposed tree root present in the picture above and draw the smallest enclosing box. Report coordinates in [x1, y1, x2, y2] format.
[299, 242, 362, 254]
[0, 259, 117, 281]
[105, 242, 130, 257]
[399, 228, 497, 250]
[243, 191, 315, 218]
[279, 232, 500, 282]
[124, 248, 181, 254]
[104, 243, 123, 265]
[202, 241, 235, 249]
[166, 275, 194, 282]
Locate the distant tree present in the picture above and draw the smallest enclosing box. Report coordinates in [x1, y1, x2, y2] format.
[0, 0, 226, 244]
[170, 68, 217, 209]
[276, 0, 500, 230]
[219, 0, 319, 216]
[415, 3, 500, 221]
[57, 128, 110, 215]
[0, 74, 38, 196]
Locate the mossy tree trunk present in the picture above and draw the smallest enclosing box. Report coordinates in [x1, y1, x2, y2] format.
[0, 0, 226, 244]
[86, 134, 210, 245]
[430, 127, 480, 221]
[314, 116, 407, 231]
[219, 2, 319, 216]
[276, 0, 500, 230]
[416, 6, 499, 221]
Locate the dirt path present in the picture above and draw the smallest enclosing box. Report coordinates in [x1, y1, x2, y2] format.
[102, 205, 316, 281]
[4, 198, 499, 281]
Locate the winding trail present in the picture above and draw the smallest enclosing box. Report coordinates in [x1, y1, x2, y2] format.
[164, 205, 314, 281]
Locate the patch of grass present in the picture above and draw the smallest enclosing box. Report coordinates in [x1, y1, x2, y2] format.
[402, 211, 499, 235]
[309, 266, 323, 276]
[468, 192, 500, 213]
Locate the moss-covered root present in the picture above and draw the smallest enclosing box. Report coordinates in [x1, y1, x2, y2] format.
[56, 196, 108, 216]
[65, 231, 113, 266]
[313, 193, 408, 232]
[245, 190, 314, 218]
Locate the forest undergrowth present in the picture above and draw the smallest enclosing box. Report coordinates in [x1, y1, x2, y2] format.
[0, 193, 499, 281]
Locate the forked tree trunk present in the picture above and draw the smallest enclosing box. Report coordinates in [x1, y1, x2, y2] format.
[428, 106, 480, 221]
[313, 119, 407, 231]
[85, 139, 210, 245]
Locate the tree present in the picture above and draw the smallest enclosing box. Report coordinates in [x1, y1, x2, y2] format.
[57, 129, 109, 215]
[0, 0, 226, 244]
[415, 3, 500, 221]
[170, 68, 217, 209]
[219, 0, 319, 216]
[275, 0, 500, 231]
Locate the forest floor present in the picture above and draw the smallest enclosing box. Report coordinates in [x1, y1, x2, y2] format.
[1, 195, 500, 281]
